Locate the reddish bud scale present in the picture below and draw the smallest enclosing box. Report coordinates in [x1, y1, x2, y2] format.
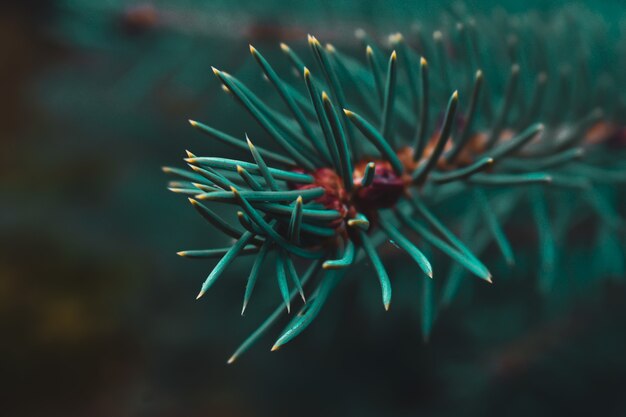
[352, 160, 405, 210]
[584, 122, 626, 148]
[290, 168, 354, 228]
[291, 151, 420, 231]
[121, 4, 160, 34]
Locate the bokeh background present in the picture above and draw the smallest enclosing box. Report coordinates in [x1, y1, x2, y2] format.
[2, 1, 626, 416]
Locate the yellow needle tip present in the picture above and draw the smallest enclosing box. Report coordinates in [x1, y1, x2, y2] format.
[389, 32, 403, 44]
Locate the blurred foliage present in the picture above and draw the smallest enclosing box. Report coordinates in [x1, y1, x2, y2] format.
[1, 1, 626, 416]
